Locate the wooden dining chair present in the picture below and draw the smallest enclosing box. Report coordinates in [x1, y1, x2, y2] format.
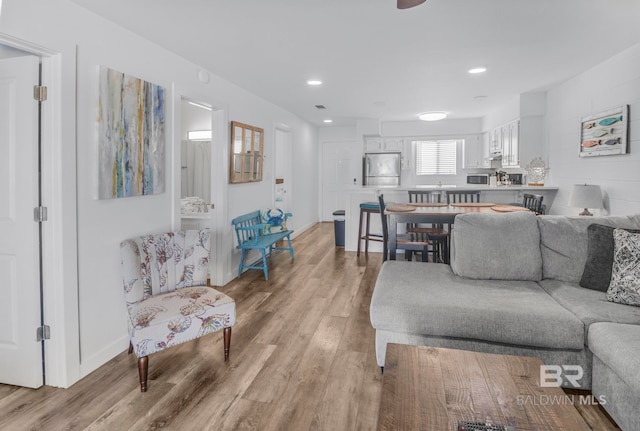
[378, 194, 431, 262]
[446, 190, 482, 204]
[522, 193, 545, 214]
[407, 190, 442, 204]
[406, 191, 447, 263]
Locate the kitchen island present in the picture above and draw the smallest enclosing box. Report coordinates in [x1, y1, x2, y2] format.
[343, 185, 558, 253]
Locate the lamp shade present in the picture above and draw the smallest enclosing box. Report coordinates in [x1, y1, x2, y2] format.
[397, 0, 426, 9]
[568, 184, 603, 215]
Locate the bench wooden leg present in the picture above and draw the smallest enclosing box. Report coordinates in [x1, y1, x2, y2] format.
[261, 248, 269, 280]
[238, 249, 247, 279]
[138, 355, 149, 392]
[287, 236, 294, 261]
[224, 327, 232, 361]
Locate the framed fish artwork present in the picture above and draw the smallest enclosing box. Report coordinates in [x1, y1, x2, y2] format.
[579, 105, 629, 158]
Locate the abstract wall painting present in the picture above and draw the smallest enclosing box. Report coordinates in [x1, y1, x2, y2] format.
[579, 105, 629, 158]
[98, 67, 165, 199]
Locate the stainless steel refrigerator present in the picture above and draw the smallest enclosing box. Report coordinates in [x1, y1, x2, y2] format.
[363, 152, 401, 186]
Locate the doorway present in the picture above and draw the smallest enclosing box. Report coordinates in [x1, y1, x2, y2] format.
[274, 126, 291, 212]
[321, 140, 362, 221]
[179, 97, 228, 286]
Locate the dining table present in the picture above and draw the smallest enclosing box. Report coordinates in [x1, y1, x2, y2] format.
[384, 202, 531, 263]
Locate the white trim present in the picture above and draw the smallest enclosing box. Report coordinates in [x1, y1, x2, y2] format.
[79, 335, 129, 377]
[211, 108, 229, 287]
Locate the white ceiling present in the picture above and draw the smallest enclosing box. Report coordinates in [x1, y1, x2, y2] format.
[71, 0, 640, 127]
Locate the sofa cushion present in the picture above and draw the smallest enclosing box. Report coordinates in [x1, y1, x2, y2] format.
[370, 261, 584, 350]
[538, 279, 640, 345]
[538, 215, 640, 283]
[589, 322, 640, 393]
[580, 224, 640, 291]
[606, 229, 640, 307]
[450, 211, 542, 281]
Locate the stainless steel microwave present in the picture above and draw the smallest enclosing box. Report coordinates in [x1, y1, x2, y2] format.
[467, 174, 489, 185]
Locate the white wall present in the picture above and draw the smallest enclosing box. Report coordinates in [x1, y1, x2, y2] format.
[1, 0, 318, 386]
[546, 42, 640, 216]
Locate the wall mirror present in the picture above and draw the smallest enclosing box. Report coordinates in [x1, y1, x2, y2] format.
[230, 121, 264, 184]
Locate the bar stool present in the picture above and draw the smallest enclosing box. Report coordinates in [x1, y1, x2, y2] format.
[357, 202, 383, 256]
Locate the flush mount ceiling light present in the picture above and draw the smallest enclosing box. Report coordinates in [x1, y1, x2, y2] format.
[468, 67, 487, 74]
[323, 119, 333, 123]
[307, 79, 322, 86]
[418, 111, 447, 121]
[397, 0, 426, 9]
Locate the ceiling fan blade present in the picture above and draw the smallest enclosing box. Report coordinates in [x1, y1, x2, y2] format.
[397, 0, 426, 9]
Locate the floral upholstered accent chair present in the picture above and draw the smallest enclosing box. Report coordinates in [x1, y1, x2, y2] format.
[120, 229, 236, 392]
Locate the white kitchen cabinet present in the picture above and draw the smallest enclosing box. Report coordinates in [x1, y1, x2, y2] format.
[489, 128, 502, 154]
[463, 134, 490, 169]
[365, 137, 403, 152]
[501, 120, 520, 167]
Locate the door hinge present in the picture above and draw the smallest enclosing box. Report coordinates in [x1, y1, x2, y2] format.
[34, 206, 48, 222]
[33, 85, 48, 102]
[36, 325, 51, 342]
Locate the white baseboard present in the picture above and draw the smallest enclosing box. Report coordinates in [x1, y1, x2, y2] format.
[78, 334, 129, 379]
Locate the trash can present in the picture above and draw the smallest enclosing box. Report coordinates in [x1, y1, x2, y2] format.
[332, 210, 345, 247]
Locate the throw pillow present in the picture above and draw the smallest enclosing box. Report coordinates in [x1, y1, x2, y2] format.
[606, 229, 640, 307]
[580, 224, 640, 291]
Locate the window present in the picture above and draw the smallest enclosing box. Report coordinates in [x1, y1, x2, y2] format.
[414, 139, 459, 175]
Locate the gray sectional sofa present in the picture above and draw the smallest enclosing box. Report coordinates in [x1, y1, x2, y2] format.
[370, 212, 640, 430]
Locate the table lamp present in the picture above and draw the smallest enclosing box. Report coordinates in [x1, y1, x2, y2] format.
[568, 184, 603, 216]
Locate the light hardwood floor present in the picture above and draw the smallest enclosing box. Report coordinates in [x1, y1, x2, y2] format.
[0, 223, 619, 430]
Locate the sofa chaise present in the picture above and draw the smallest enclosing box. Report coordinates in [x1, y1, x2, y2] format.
[370, 212, 640, 430]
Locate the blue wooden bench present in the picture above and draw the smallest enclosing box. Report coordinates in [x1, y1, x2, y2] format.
[231, 210, 294, 280]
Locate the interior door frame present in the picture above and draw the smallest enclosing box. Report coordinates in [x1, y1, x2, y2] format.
[175, 91, 229, 286]
[273, 123, 292, 212]
[0, 33, 79, 387]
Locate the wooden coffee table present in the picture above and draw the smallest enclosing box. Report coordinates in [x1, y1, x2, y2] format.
[377, 344, 591, 430]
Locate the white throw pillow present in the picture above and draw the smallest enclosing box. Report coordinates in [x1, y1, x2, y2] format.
[606, 229, 640, 307]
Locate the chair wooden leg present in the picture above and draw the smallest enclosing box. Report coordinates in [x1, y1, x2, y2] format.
[224, 327, 232, 361]
[365, 211, 371, 254]
[128, 342, 133, 354]
[356, 209, 364, 256]
[138, 355, 149, 392]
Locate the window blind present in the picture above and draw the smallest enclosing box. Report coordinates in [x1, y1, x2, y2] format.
[414, 140, 458, 175]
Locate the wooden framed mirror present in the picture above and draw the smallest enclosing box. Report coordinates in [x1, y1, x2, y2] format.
[230, 121, 264, 184]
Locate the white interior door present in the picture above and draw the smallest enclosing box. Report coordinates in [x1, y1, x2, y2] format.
[321, 141, 361, 221]
[0, 55, 44, 388]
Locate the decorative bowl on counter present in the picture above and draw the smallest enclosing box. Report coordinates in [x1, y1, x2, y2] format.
[525, 157, 549, 186]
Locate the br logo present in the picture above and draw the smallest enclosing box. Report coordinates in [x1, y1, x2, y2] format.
[540, 365, 584, 388]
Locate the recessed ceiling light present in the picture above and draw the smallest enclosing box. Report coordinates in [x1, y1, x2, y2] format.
[468, 67, 487, 74]
[324, 119, 333, 123]
[307, 79, 322, 86]
[418, 112, 448, 121]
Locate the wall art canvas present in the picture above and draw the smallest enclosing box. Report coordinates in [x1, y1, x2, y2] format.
[98, 67, 165, 199]
[579, 105, 629, 158]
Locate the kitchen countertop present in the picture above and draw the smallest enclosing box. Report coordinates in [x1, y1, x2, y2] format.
[342, 186, 558, 253]
[358, 185, 559, 191]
